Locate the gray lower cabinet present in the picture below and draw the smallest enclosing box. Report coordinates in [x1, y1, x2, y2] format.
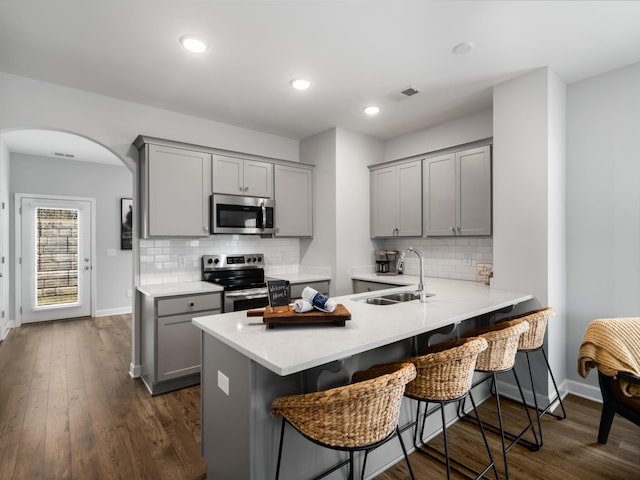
[140, 291, 222, 395]
[290, 280, 330, 299]
[352, 279, 402, 294]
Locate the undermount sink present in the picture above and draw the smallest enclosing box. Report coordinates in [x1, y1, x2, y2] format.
[360, 291, 434, 305]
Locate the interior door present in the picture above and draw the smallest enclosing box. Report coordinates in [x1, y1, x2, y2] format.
[19, 195, 92, 323]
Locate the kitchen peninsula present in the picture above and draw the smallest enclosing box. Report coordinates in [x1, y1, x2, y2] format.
[192, 277, 533, 480]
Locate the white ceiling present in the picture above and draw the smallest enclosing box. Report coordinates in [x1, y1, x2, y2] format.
[2, 1, 640, 158]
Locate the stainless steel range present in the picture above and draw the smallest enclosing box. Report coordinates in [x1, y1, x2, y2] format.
[201, 253, 269, 312]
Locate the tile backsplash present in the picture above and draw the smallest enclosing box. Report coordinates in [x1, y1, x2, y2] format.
[376, 237, 493, 281]
[139, 235, 493, 285]
[139, 236, 301, 285]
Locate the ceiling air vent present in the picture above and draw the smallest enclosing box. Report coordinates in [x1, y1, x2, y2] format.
[401, 86, 421, 97]
[53, 152, 75, 158]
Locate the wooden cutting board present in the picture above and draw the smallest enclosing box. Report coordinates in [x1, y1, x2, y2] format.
[247, 304, 351, 329]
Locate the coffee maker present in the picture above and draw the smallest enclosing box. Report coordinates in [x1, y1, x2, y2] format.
[374, 249, 400, 275]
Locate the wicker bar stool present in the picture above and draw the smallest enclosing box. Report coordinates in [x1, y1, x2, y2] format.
[460, 318, 538, 480]
[412, 337, 498, 480]
[270, 362, 416, 480]
[353, 337, 497, 480]
[495, 307, 566, 448]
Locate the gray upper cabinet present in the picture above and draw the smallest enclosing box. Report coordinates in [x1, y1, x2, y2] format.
[212, 155, 273, 199]
[140, 143, 212, 237]
[274, 164, 313, 237]
[370, 160, 422, 238]
[424, 145, 492, 236]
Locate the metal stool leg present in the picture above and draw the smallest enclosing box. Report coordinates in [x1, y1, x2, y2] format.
[540, 347, 567, 420]
[275, 418, 286, 480]
[396, 426, 416, 480]
[492, 375, 510, 480]
[524, 351, 545, 447]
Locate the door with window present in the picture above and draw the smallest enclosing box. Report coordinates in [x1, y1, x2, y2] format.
[19, 195, 93, 323]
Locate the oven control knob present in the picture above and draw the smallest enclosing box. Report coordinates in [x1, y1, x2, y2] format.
[207, 258, 213, 264]
[257, 256, 262, 262]
[214, 258, 220, 265]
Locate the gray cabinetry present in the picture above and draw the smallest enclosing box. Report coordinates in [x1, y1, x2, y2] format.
[274, 164, 313, 237]
[352, 279, 399, 294]
[212, 155, 273, 198]
[370, 160, 422, 237]
[290, 280, 329, 299]
[140, 291, 222, 395]
[424, 145, 492, 236]
[138, 142, 212, 237]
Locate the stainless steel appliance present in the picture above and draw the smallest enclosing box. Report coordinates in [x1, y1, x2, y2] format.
[374, 249, 400, 275]
[201, 253, 269, 312]
[211, 194, 275, 235]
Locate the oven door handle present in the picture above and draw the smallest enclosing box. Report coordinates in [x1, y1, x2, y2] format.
[225, 289, 269, 298]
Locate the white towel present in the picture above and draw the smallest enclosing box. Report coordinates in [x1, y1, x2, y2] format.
[301, 286, 337, 313]
[293, 298, 313, 313]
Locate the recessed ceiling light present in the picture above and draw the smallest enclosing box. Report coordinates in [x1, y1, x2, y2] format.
[180, 35, 207, 53]
[452, 42, 474, 55]
[363, 105, 381, 116]
[290, 78, 311, 90]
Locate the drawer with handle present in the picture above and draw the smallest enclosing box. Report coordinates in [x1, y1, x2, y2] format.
[157, 293, 221, 317]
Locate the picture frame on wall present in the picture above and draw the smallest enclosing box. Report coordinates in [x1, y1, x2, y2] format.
[121, 197, 133, 250]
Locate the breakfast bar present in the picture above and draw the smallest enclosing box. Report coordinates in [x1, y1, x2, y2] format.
[192, 278, 533, 479]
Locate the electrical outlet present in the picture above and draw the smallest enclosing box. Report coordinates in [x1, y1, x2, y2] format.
[476, 262, 493, 283]
[463, 253, 472, 266]
[126, 289, 132, 298]
[107, 248, 116, 257]
[218, 370, 229, 396]
[179, 256, 186, 267]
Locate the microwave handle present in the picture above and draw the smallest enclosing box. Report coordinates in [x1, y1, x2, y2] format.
[261, 201, 267, 229]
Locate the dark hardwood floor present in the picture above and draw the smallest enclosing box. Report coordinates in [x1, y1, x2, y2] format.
[1, 315, 638, 479]
[375, 385, 640, 480]
[0, 315, 205, 480]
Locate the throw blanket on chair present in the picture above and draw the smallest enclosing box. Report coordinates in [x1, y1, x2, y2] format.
[578, 318, 640, 397]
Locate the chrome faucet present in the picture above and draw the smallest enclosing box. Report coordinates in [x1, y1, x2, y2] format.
[398, 247, 428, 303]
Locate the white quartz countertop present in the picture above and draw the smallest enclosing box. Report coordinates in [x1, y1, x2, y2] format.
[137, 281, 224, 297]
[268, 272, 331, 284]
[192, 277, 533, 376]
[351, 272, 418, 286]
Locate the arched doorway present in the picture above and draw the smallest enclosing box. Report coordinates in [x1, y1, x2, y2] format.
[0, 128, 133, 332]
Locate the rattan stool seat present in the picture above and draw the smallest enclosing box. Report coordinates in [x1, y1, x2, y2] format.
[271, 362, 416, 479]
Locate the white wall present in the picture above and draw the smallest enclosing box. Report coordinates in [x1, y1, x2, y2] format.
[566, 61, 640, 394]
[10, 153, 132, 317]
[384, 109, 493, 161]
[0, 138, 9, 339]
[300, 128, 384, 296]
[335, 128, 382, 294]
[0, 72, 299, 167]
[300, 129, 337, 292]
[493, 67, 567, 399]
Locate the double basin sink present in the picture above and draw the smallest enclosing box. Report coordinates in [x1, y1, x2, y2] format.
[359, 291, 434, 306]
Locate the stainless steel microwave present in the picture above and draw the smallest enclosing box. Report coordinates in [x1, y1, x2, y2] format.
[211, 194, 275, 235]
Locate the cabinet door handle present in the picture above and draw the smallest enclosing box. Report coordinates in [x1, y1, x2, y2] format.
[189, 302, 195, 307]
[450, 226, 455, 232]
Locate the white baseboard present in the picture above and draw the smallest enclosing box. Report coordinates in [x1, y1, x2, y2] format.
[566, 379, 602, 403]
[95, 306, 132, 317]
[129, 362, 141, 378]
[1, 320, 16, 341]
